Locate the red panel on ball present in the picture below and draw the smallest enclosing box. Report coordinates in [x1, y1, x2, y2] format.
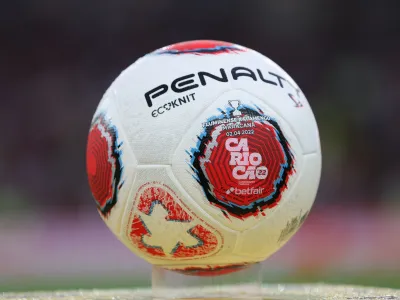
[153, 40, 245, 55]
[86, 114, 123, 217]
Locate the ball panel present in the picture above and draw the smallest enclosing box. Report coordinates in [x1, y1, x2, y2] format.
[172, 89, 303, 231]
[119, 166, 240, 266]
[234, 152, 321, 260]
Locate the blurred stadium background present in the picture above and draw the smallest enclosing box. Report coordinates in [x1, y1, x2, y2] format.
[1, 0, 399, 292]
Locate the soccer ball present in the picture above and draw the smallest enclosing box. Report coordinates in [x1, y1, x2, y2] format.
[86, 40, 321, 276]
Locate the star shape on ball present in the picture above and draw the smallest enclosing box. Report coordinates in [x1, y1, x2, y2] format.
[138, 202, 201, 256]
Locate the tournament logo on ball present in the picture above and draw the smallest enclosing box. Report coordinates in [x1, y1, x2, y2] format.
[128, 183, 222, 259]
[188, 101, 295, 220]
[86, 113, 123, 217]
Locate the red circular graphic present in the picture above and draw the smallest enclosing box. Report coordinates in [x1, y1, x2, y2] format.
[206, 123, 285, 206]
[86, 114, 123, 217]
[189, 104, 295, 219]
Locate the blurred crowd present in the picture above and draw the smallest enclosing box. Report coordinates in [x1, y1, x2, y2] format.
[1, 0, 399, 214]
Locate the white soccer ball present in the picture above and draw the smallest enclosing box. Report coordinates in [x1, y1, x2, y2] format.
[86, 40, 321, 276]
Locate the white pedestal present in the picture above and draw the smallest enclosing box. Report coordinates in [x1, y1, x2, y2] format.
[151, 263, 263, 299]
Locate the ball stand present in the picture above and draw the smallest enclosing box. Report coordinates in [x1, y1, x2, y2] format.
[152, 263, 263, 299]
